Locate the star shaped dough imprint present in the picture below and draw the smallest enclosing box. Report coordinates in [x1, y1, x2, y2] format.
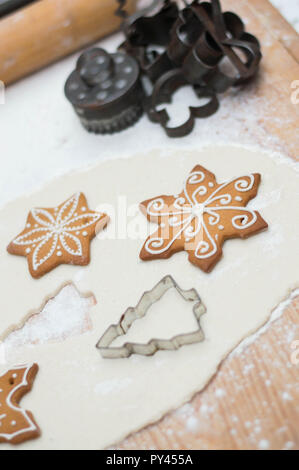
[7, 192, 109, 278]
[140, 165, 268, 272]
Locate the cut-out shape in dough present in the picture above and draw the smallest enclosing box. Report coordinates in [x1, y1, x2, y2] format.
[7, 192, 109, 278]
[96, 275, 206, 359]
[140, 165, 268, 272]
[0, 363, 40, 445]
[3, 284, 96, 350]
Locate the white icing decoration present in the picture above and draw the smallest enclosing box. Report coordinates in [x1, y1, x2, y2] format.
[31, 208, 55, 227]
[57, 193, 80, 225]
[145, 172, 258, 259]
[0, 364, 39, 441]
[60, 232, 82, 256]
[13, 228, 51, 246]
[235, 175, 254, 192]
[32, 233, 58, 271]
[12, 193, 102, 271]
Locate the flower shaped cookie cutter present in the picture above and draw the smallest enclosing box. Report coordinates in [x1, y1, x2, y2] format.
[117, 0, 262, 137]
[96, 275, 206, 359]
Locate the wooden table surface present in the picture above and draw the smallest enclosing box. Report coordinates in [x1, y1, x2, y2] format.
[115, 0, 299, 450]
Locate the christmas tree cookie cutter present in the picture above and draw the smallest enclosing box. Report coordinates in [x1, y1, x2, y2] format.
[96, 275, 206, 359]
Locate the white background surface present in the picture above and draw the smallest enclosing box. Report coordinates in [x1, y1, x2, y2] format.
[0, 0, 298, 207]
[271, 0, 299, 32]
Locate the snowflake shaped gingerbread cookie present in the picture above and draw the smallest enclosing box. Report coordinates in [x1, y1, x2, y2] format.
[140, 165, 268, 272]
[7, 192, 109, 278]
[0, 364, 40, 445]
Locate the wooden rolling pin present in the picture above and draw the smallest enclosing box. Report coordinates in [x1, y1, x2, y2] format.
[0, 0, 137, 85]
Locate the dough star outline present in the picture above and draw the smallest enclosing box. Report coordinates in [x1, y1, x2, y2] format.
[139, 165, 268, 272]
[7, 192, 109, 278]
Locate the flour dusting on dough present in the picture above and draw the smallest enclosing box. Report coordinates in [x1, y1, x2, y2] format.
[4, 284, 95, 351]
[0, 146, 298, 450]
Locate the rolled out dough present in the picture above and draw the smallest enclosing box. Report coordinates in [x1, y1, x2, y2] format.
[0, 146, 298, 450]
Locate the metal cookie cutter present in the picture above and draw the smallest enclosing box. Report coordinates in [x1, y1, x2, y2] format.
[64, 48, 144, 134]
[146, 68, 219, 137]
[120, 0, 178, 82]
[119, 0, 261, 137]
[96, 275, 206, 359]
[121, 0, 172, 39]
[167, 0, 261, 90]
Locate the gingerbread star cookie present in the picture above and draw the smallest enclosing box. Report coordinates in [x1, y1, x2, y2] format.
[7, 192, 109, 278]
[0, 363, 40, 445]
[140, 165, 268, 272]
